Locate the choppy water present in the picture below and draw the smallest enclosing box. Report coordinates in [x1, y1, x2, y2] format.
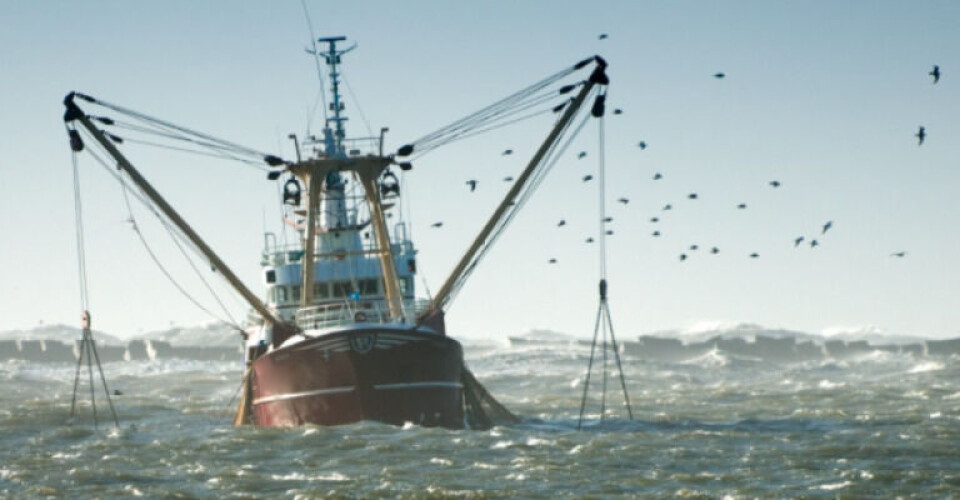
[2, 343, 958, 498]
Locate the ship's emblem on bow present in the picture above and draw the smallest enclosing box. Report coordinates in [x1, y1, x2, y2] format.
[349, 333, 377, 354]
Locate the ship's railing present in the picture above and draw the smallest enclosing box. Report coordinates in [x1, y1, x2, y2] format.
[295, 298, 432, 330]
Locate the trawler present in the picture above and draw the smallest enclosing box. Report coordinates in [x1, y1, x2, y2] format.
[62, 36, 609, 428]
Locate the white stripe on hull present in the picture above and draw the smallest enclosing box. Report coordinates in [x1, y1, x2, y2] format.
[253, 386, 355, 405]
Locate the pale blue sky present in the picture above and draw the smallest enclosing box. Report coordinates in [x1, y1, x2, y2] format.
[1, 1, 958, 340]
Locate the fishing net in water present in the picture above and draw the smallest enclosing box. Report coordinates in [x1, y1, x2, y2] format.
[461, 364, 520, 430]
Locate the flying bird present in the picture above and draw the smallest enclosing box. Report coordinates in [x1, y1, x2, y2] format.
[586, 237, 594, 244]
[679, 253, 688, 261]
[578, 151, 587, 159]
[930, 65, 940, 84]
[465, 179, 477, 192]
[503, 176, 514, 182]
[653, 173, 663, 180]
[637, 141, 647, 150]
[557, 219, 566, 227]
[810, 239, 819, 248]
[598, 33, 608, 40]
[737, 203, 747, 209]
[582, 175, 593, 182]
[891, 251, 907, 258]
[431, 222, 443, 228]
[606, 230, 614, 235]
[688, 193, 698, 199]
[916, 126, 926, 145]
[714, 72, 725, 79]
[769, 180, 781, 188]
[794, 236, 805, 247]
[650, 217, 659, 223]
[617, 197, 630, 204]
[690, 244, 699, 251]
[603, 216, 613, 223]
[652, 230, 661, 237]
[502, 149, 513, 156]
[749, 252, 759, 258]
[613, 108, 623, 115]
[548, 258, 558, 264]
[822, 221, 833, 234]
[663, 204, 672, 211]
[711, 247, 719, 254]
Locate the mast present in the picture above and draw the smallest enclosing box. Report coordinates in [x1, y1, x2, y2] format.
[63, 94, 284, 327]
[427, 60, 606, 313]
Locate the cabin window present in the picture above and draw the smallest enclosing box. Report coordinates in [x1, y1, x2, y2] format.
[291, 285, 301, 302]
[276, 286, 289, 303]
[265, 270, 276, 284]
[359, 279, 379, 296]
[400, 277, 414, 295]
[332, 281, 354, 298]
[313, 282, 329, 299]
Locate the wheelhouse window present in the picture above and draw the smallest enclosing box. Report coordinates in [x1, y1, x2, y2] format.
[313, 282, 329, 299]
[332, 281, 354, 298]
[359, 278, 379, 296]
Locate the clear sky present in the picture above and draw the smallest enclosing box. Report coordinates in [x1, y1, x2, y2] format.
[1, 1, 958, 341]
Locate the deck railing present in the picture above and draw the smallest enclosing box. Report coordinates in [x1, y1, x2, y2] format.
[295, 298, 431, 330]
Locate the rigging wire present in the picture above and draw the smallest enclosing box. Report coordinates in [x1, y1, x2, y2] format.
[301, 0, 329, 128]
[340, 74, 375, 140]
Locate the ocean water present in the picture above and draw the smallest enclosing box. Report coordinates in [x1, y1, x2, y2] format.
[2, 343, 958, 498]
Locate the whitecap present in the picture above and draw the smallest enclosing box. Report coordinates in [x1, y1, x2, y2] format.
[908, 361, 944, 374]
[815, 481, 852, 491]
[429, 457, 452, 466]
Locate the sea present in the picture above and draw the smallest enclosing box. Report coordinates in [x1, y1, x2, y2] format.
[2, 341, 958, 498]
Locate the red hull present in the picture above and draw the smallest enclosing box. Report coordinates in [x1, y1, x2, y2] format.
[250, 328, 464, 428]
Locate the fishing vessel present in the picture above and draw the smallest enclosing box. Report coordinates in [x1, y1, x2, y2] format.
[62, 36, 609, 428]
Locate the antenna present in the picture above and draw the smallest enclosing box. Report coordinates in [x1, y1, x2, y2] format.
[317, 36, 356, 158]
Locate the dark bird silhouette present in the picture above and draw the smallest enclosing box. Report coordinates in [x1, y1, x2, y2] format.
[603, 216, 613, 223]
[663, 204, 672, 211]
[652, 230, 661, 237]
[891, 251, 907, 258]
[794, 236, 805, 248]
[822, 220, 833, 234]
[769, 180, 781, 188]
[617, 197, 630, 204]
[113, 389, 123, 396]
[613, 108, 623, 115]
[714, 72, 725, 79]
[650, 217, 659, 223]
[578, 151, 587, 159]
[930, 65, 940, 84]
[503, 176, 514, 182]
[688, 193, 698, 200]
[431, 222, 443, 228]
[810, 239, 819, 248]
[466, 180, 477, 192]
[502, 149, 513, 156]
[582, 175, 593, 182]
[598, 33, 608, 40]
[690, 244, 699, 251]
[653, 173, 662, 180]
[916, 126, 926, 145]
[679, 253, 688, 261]
[749, 252, 759, 258]
[737, 203, 747, 209]
[638, 141, 647, 150]
[557, 219, 566, 227]
[711, 247, 719, 254]
[586, 237, 594, 243]
[606, 230, 614, 235]
[548, 258, 558, 264]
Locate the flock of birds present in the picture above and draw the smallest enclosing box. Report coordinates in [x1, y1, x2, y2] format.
[427, 48, 941, 266]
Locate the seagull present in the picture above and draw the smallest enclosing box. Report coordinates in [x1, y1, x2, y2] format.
[502, 149, 513, 156]
[822, 220, 833, 234]
[688, 193, 698, 200]
[679, 253, 688, 261]
[650, 217, 659, 223]
[431, 222, 443, 228]
[749, 252, 759, 258]
[652, 230, 661, 237]
[737, 203, 747, 209]
[578, 151, 587, 159]
[810, 239, 819, 248]
[714, 72, 725, 79]
[586, 237, 594, 243]
[916, 126, 926, 145]
[503, 176, 514, 182]
[663, 204, 672, 211]
[690, 244, 699, 251]
[548, 258, 558, 264]
[613, 108, 623, 115]
[891, 251, 907, 258]
[638, 141, 647, 150]
[112, 389, 123, 396]
[583, 175, 593, 182]
[606, 230, 614, 235]
[653, 173, 663, 180]
[711, 247, 719, 254]
[769, 180, 781, 188]
[603, 216, 613, 223]
[794, 236, 805, 247]
[557, 219, 566, 227]
[930, 65, 940, 84]
[617, 197, 630, 204]
[466, 179, 477, 192]
[598, 33, 608, 40]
